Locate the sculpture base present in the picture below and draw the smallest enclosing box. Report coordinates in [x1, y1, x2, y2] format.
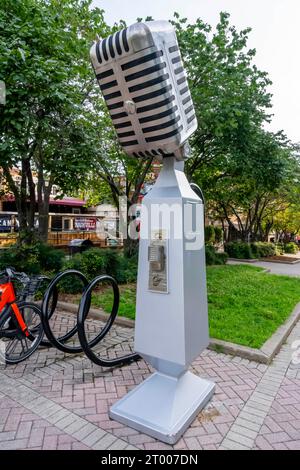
[109, 370, 215, 444]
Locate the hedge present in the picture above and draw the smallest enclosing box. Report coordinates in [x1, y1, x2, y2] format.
[205, 245, 228, 265]
[224, 241, 281, 259]
[224, 241, 253, 259]
[64, 248, 138, 284]
[251, 242, 276, 258]
[0, 242, 65, 274]
[284, 242, 299, 254]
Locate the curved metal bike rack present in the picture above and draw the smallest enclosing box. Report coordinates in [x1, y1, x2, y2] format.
[77, 274, 139, 367]
[41, 269, 89, 354]
[41, 269, 140, 367]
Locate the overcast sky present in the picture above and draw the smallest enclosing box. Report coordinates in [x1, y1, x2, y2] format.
[91, 0, 300, 143]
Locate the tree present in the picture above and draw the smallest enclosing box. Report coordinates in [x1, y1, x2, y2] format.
[207, 130, 296, 242]
[0, 0, 111, 242]
[172, 12, 273, 183]
[79, 109, 155, 256]
[82, 11, 276, 252]
[171, 12, 300, 241]
[271, 150, 300, 241]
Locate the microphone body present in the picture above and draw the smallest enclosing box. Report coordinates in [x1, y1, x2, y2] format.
[90, 21, 197, 161]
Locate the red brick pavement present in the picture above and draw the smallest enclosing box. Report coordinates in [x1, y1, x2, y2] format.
[255, 376, 300, 450]
[0, 395, 90, 450]
[0, 310, 300, 450]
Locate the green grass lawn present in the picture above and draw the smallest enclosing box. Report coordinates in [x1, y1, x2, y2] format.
[88, 265, 300, 349]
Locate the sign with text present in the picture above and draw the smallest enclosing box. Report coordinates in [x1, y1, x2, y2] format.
[74, 217, 96, 231]
[0, 215, 12, 233]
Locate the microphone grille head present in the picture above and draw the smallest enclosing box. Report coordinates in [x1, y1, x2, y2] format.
[90, 21, 197, 161]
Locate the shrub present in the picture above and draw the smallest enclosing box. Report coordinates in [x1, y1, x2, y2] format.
[214, 226, 223, 244]
[64, 248, 138, 285]
[215, 251, 229, 265]
[0, 242, 64, 274]
[251, 242, 276, 258]
[284, 242, 298, 254]
[205, 245, 216, 265]
[61, 255, 88, 293]
[275, 242, 285, 255]
[224, 241, 253, 259]
[81, 248, 116, 278]
[37, 243, 65, 272]
[205, 245, 228, 265]
[205, 226, 215, 245]
[115, 254, 138, 283]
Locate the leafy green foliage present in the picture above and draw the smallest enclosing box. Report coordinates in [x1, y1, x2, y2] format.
[205, 226, 215, 245]
[284, 242, 299, 254]
[0, 242, 64, 274]
[225, 241, 278, 259]
[205, 245, 228, 265]
[251, 242, 276, 258]
[224, 241, 254, 259]
[64, 248, 138, 285]
[214, 226, 223, 244]
[173, 12, 273, 177]
[172, 12, 298, 242]
[0, 0, 113, 240]
[275, 242, 285, 255]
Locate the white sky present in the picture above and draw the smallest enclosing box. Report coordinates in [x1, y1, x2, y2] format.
[91, 0, 300, 143]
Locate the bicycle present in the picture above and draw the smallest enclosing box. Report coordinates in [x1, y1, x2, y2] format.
[0, 267, 44, 364]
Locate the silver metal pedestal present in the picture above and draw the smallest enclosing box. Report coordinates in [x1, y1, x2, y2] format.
[109, 371, 215, 445]
[110, 158, 215, 444]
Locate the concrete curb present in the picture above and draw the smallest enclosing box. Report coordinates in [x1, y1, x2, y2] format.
[58, 300, 300, 364]
[228, 258, 258, 263]
[229, 257, 300, 265]
[260, 258, 300, 265]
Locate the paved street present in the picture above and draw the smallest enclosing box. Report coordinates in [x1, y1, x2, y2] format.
[0, 310, 300, 450]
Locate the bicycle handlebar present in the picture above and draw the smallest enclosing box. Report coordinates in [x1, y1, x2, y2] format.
[0, 267, 29, 282]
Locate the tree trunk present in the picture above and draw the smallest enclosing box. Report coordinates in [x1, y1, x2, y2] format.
[37, 183, 51, 243]
[38, 201, 50, 243]
[123, 200, 139, 257]
[2, 163, 35, 245]
[36, 157, 52, 244]
[24, 158, 36, 230]
[123, 237, 139, 258]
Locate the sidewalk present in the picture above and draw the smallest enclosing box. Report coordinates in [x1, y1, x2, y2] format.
[0, 311, 300, 450]
[228, 259, 300, 277]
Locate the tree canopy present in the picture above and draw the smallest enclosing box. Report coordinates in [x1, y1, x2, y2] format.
[0, 2, 299, 246]
[0, 0, 110, 240]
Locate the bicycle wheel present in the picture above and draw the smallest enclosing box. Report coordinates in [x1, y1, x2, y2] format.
[36, 276, 58, 348]
[0, 302, 44, 364]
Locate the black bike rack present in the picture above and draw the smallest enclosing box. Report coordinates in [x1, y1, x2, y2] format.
[41, 269, 140, 367]
[77, 274, 139, 367]
[42, 269, 89, 353]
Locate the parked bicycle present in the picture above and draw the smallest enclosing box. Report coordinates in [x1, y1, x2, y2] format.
[0, 266, 138, 368]
[0, 267, 46, 364]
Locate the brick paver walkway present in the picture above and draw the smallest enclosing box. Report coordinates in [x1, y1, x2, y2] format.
[0, 310, 300, 450]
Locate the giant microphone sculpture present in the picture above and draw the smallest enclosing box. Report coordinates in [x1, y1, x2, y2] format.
[90, 20, 215, 444]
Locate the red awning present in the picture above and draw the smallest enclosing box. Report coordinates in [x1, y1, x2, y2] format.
[50, 197, 86, 207]
[3, 194, 86, 207]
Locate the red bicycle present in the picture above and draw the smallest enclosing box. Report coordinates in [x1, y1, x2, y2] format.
[0, 267, 44, 364]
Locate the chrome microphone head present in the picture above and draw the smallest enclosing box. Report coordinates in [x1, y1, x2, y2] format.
[90, 20, 197, 161]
